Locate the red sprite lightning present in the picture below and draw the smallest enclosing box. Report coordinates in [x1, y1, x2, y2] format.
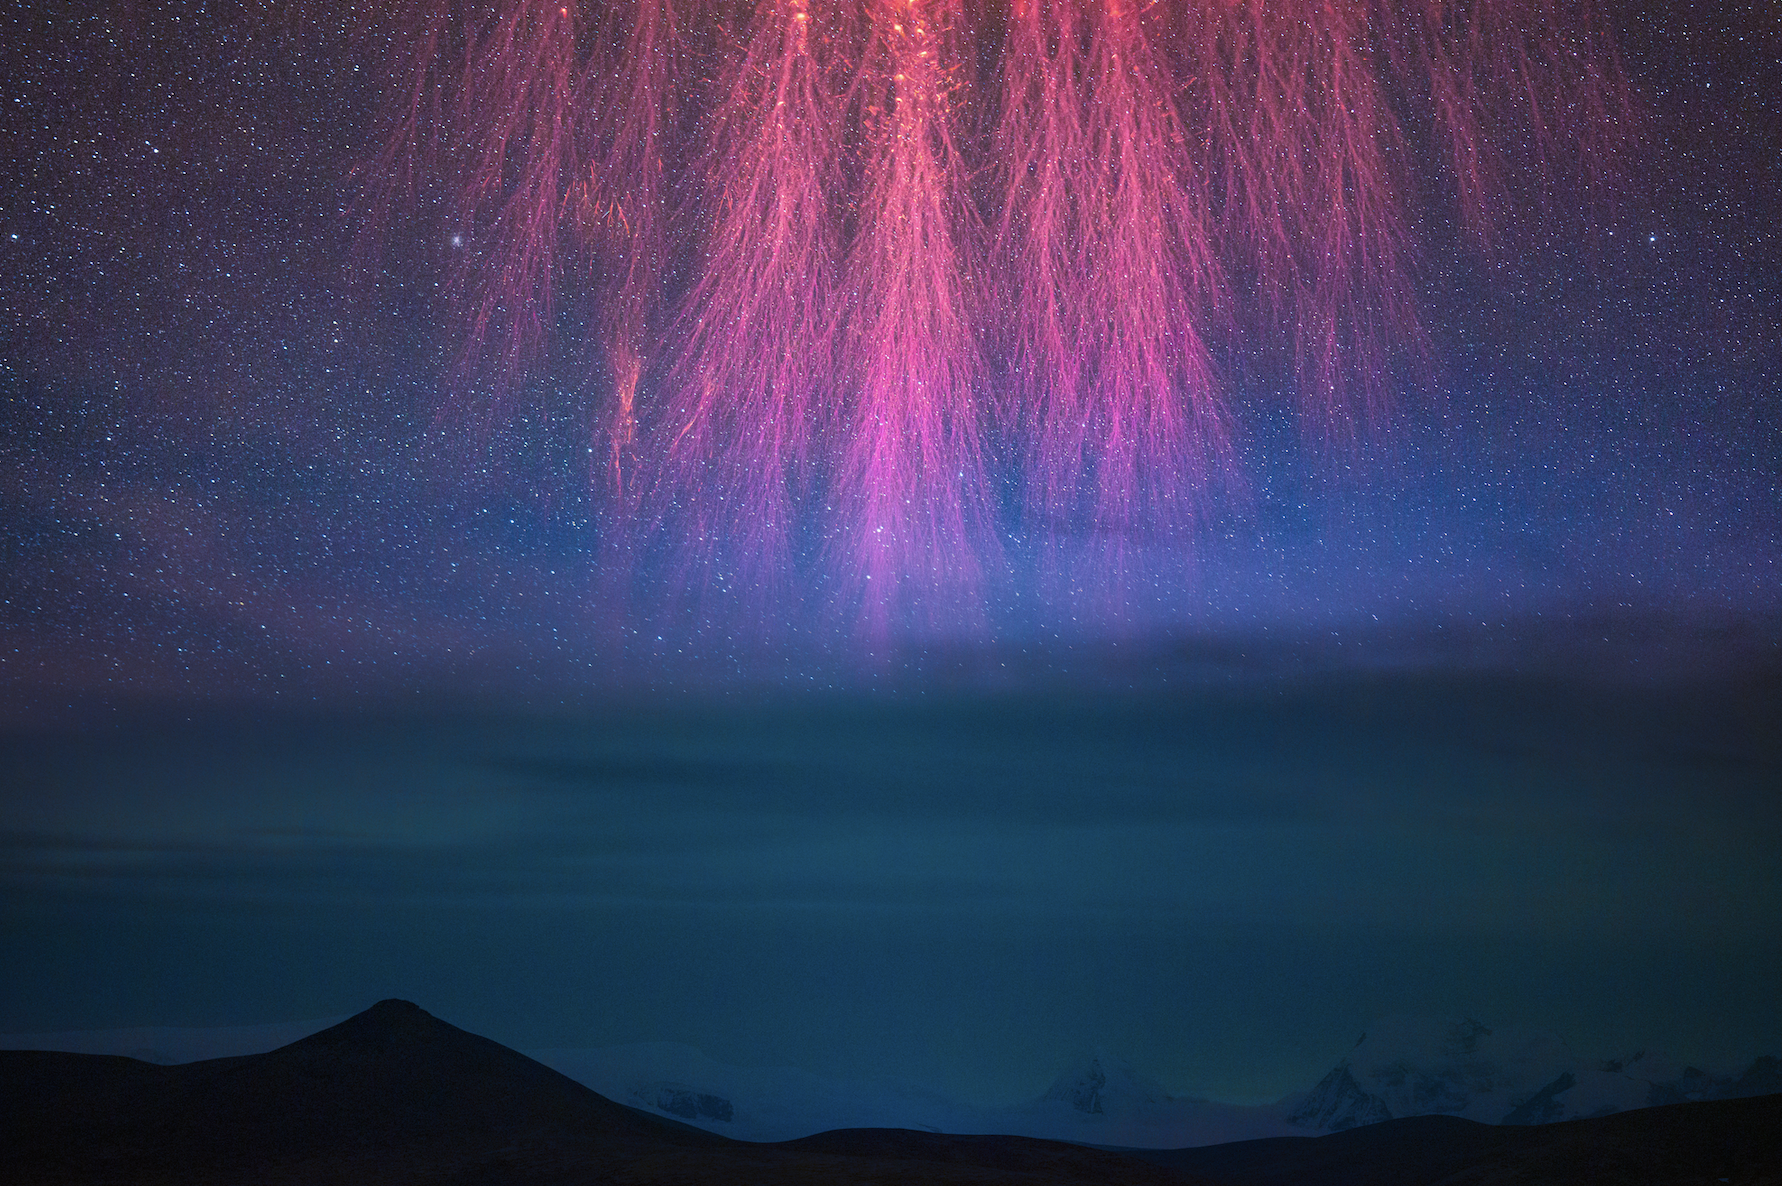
[362, 0, 1633, 640]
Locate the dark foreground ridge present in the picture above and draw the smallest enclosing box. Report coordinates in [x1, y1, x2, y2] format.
[1116, 1099, 1782, 1186]
[3, 1000, 1777, 1185]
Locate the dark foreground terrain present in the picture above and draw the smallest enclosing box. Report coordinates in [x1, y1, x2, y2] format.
[3, 1001, 1777, 1185]
[1120, 1095, 1782, 1186]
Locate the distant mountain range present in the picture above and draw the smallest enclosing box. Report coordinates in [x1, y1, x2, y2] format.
[3, 1000, 1776, 1185]
[528, 1018, 1781, 1148]
[6, 1010, 1778, 1150]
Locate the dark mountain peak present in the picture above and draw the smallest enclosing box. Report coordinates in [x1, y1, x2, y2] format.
[282, 996, 463, 1056]
[370, 996, 425, 1016]
[6, 998, 728, 1183]
[309, 997, 441, 1037]
[231, 999, 726, 1152]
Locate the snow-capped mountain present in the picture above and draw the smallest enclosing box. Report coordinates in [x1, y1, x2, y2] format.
[1012, 1050, 1300, 1148]
[1038, 1049, 1170, 1115]
[1283, 1015, 1782, 1132]
[1285, 1015, 1572, 1129]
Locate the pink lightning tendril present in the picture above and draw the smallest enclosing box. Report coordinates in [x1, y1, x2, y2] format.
[1401, 0, 1636, 255]
[998, 0, 1233, 613]
[830, 0, 998, 642]
[646, 0, 849, 626]
[582, 0, 686, 496]
[1197, 0, 1426, 440]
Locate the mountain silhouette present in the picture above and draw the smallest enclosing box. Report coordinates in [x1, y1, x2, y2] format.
[5, 1000, 1776, 1184]
[0, 999, 1207, 1184]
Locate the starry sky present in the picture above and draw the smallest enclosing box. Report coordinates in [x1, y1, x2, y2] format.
[1, 0, 1779, 1107]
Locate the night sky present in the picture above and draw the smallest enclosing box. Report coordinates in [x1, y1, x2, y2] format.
[2, 0, 1779, 1110]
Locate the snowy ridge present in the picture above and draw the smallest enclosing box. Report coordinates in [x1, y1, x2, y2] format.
[1283, 1016, 1782, 1132]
